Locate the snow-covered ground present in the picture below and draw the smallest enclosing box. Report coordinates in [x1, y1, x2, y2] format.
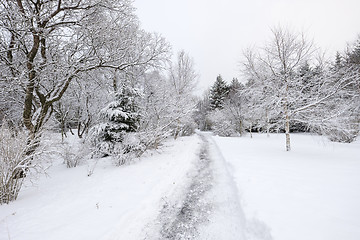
[0, 134, 202, 240]
[212, 133, 360, 240]
[1, 132, 359, 240]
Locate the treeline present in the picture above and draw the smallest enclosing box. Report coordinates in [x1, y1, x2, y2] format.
[196, 27, 359, 151]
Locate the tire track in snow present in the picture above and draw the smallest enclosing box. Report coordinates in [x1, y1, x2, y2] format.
[150, 134, 214, 240]
[146, 132, 269, 240]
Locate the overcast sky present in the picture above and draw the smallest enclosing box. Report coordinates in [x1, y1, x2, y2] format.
[133, 0, 360, 93]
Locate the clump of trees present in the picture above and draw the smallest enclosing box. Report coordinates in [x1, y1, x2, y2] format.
[0, 0, 198, 203]
[197, 27, 359, 150]
[199, 75, 246, 137]
[89, 50, 198, 165]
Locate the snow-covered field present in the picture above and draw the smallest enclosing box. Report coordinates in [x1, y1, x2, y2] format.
[1, 132, 359, 240]
[212, 133, 360, 240]
[0, 134, 202, 240]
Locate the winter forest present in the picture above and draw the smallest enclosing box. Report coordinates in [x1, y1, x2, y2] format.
[200, 28, 360, 149]
[0, 0, 359, 240]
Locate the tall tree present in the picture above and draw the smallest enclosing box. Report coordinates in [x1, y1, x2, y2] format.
[346, 38, 360, 64]
[264, 27, 314, 151]
[228, 78, 242, 99]
[167, 50, 198, 138]
[0, 0, 169, 140]
[209, 75, 229, 110]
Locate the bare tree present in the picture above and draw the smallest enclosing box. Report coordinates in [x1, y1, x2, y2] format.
[261, 26, 314, 150]
[137, 51, 198, 148]
[0, 0, 170, 141]
[242, 26, 358, 150]
[169, 50, 198, 95]
[168, 50, 198, 138]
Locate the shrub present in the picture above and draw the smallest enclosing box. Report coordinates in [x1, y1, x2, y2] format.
[0, 123, 40, 204]
[208, 110, 238, 137]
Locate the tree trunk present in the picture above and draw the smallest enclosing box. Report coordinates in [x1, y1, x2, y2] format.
[285, 113, 291, 151]
[249, 124, 253, 138]
[113, 70, 118, 92]
[284, 96, 291, 151]
[239, 120, 243, 136]
[284, 75, 291, 151]
[266, 108, 270, 137]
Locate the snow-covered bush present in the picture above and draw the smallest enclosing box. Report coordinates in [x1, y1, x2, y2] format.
[177, 121, 197, 137]
[209, 110, 238, 137]
[112, 133, 146, 166]
[327, 128, 358, 143]
[59, 141, 90, 168]
[316, 116, 359, 143]
[0, 123, 41, 204]
[60, 144, 79, 168]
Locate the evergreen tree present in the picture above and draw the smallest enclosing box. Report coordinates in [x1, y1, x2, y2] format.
[298, 61, 313, 94]
[228, 78, 243, 99]
[334, 51, 343, 69]
[91, 81, 141, 156]
[347, 39, 360, 64]
[209, 75, 229, 110]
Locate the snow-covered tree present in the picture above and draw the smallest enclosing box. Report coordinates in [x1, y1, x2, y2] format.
[242, 28, 360, 147]
[91, 81, 141, 157]
[346, 37, 360, 65]
[133, 51, 198, 150]
[206, 77, 248, 136]
[0, 0, 170, 142]
[314, 39, 360, 142]
[194, 90, 212, 131]
[209, 75, 229, 110]
[168, 50, 198, 138]
[243, 27, 316, 150]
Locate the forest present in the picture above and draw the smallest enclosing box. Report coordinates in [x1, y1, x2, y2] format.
[0, 0, 359, 206]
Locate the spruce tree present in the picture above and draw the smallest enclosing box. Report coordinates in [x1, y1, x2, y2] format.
[334, 52, 343, 69]
[347, 39, 360, 64]
[228, 78, 243, 99]
[209, 75, 229, 110]
[91, 81, 141, 156]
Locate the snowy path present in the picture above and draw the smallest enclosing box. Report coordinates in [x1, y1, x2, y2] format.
[144, 132, 249, 239]
[147, 134, 214, 239]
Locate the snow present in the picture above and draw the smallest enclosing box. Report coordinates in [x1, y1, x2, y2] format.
[197, 133, 248, 240]
[1, 132, 360, 240]
[0, 134, 202, 240]
[212, 133, 360, 240]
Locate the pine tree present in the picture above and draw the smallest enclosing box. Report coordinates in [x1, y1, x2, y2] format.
[334, 51, 343, 69]
[298, 61, 313, 94]
[228, 78, 242, 99]
[209, 75, 229, 110]
[91, 82, 141, 156]
[347, 39, 360, 64]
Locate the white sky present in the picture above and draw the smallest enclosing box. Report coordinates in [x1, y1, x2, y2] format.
[133, 0, 360, 93]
